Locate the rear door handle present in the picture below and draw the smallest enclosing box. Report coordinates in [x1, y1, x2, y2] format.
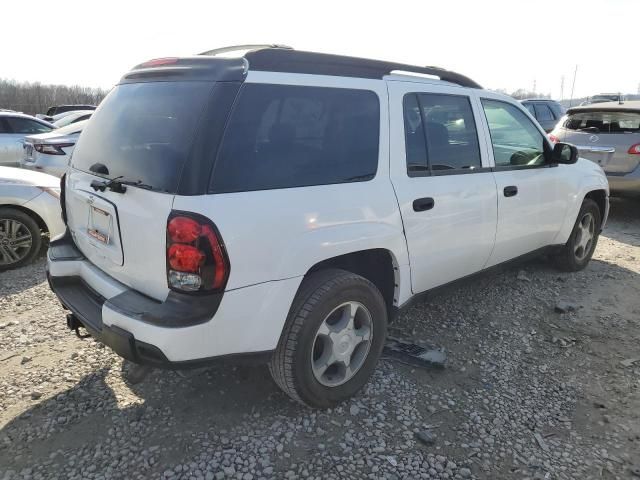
[503, 186, 518, 197]
[413, 197, 435, 212]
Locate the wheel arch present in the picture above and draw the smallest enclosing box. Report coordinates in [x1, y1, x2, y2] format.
[553, 185, 609, 245]
[0, 204, 48, 233]
[304, 248, 400, 321]
[584, 189, 608, 227]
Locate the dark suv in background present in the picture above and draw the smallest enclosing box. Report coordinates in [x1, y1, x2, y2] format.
[521, 99, 565, 132]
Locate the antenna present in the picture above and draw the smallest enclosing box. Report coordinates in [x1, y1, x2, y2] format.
[569, 65, 578, 107]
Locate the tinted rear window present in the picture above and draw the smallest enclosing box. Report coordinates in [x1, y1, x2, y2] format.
[71, 82, 213, 192]
[564, 111, 640, 133]
[210, 84, 380, 193]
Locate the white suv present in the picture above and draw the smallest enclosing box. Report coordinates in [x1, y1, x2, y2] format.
[47, 46, 609, 408]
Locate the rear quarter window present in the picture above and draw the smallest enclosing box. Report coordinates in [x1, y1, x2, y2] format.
[209, 84, 380, 193]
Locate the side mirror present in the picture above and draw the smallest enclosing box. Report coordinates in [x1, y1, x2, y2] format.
[551, 142, 578, 164]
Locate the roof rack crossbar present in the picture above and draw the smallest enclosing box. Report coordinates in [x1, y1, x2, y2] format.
[199, 44, 292, 56]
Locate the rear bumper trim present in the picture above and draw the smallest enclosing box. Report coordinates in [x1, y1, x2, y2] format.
[606, 165, 640, 194]
[48, 258, 272, 368]
[48, 230, 223, 328]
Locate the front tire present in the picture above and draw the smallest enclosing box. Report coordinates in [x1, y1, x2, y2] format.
[554, 199, 601, 272]
[0, 208, 43, 271]
[269, 269, 388, 408]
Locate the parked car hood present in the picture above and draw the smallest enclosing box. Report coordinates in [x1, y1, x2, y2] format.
[0, 166, 60, 188]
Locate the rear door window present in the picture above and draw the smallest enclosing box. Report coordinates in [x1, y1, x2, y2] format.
[210, 84, 380, 193]
[534, 104, 554, 122]
[564, 111, 640, 133]
[71, 81, 214, 193]
[403, 93, 482, 175]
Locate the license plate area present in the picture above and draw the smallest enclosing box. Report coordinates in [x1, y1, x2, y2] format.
[88, 205, 112, 244]
[67, 189, 124, 266]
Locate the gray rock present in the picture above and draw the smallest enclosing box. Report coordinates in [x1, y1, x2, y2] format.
[460, 467, 472, 478]
[554, 301, 577, 313]
[414, 430, 436, 446]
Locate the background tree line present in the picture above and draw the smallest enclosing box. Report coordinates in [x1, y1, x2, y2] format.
[0, 78, 108, 115]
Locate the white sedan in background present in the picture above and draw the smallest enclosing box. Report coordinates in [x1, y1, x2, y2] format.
[0, 166, 64, 270]
[22, 120, 88, 177]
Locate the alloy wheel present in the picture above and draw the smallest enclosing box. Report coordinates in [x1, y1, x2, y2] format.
[311, 301, 373, 387]
[574, 212, 595, 261]
[0, 219, 34, 266]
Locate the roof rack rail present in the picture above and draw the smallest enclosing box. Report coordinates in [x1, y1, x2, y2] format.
[199, 44, 292, 56]
[243, 48, 482, 89]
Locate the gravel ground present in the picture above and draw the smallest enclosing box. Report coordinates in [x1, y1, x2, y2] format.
[1, 197, 639, 480]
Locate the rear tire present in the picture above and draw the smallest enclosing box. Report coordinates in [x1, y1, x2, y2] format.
[0, 208, 43, 271]
[269, 269, 388, 408]
[554, 199, 601, 272]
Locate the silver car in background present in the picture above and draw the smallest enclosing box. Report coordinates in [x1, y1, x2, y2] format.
[0, 113, 55, 167]
[0, 166, 64, 269]
[550, 101, 640, 196]
[22, 120, 88, 177]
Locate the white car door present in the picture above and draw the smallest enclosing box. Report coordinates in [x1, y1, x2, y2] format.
[388, 80, 498, 294]
[476, 94, 571, 267]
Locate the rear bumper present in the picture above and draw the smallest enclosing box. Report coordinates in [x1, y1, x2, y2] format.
[607, 166, 640, 195]
[47, 232, 301, 366]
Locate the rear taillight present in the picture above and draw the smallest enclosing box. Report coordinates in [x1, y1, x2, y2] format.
[34, 143, 74, 155]
[166, 212, 230, 293]
[628, 143, 640, 155]
[548, 134, 559, 144]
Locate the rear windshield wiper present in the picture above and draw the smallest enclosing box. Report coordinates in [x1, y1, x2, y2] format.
[90, 176, 154, 194]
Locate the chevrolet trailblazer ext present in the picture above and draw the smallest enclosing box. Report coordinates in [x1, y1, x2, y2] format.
[48, 46, 609, 408]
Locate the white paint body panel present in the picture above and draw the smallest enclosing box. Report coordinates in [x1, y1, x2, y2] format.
[65, 169, 173, 301]
[48, 71, 609, 361]
[387, 81, 498, 292]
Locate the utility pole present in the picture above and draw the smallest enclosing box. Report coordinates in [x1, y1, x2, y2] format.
[533, 78, 537, 95]
[569, 65, 578, 107]
[560, 76, 565, 101]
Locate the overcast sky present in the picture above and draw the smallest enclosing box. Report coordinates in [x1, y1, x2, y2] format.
[2, 0, 639, 99]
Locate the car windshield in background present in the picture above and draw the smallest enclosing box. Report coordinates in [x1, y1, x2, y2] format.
[71, 81, 212, 193]
[565, 111, 640, 133]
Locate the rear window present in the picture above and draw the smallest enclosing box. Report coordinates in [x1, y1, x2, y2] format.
[71, 82, 213, 193]
[564, 111, 640, 133]
[210, 84, 380, 193]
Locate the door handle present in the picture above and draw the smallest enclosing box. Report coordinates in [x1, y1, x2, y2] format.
[413, 197, 435, 212]
[503, 186, 518, 197]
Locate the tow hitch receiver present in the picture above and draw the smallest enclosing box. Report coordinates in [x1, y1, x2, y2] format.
[67, 314, 91, 339]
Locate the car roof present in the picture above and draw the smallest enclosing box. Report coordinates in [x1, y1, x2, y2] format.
[521, 98, 560, 103]
[567, 100, 640, 114]
[122, 45, 483, 89]
[0, 111, 55, 126]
